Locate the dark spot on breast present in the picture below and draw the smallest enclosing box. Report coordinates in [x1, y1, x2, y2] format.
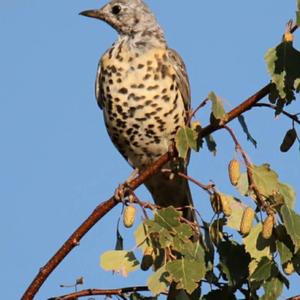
[136, 117, 147, 122]
[126, 128, 133, 135]
[143, 74, 151, 80]
[162, 88, 167, 94]
[147, 85, 159, 91]
[119, 88, 128, 94]
[137, 64, 145, 69]
[111, 65, 117, 73]
[162, 95, 170, 102]
[116, 105, 123, 114]
[128, 107, 136, 117]
[145, 100, 152, 105]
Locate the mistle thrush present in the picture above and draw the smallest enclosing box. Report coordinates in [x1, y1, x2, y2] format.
[80, 0, 194, 220]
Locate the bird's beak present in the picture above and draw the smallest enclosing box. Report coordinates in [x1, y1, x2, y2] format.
[79, 9, 102, 20]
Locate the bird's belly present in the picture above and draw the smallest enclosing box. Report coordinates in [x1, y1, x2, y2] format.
[100, 50, 186, 169]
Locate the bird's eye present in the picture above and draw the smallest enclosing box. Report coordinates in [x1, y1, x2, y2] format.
[111, 5, 121, 15]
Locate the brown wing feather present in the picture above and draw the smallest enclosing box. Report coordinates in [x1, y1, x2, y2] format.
[167, 48, 191, 111]
[95, 59, 104, 110]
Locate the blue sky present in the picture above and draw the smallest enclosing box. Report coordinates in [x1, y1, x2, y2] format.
[1, 1, 299, 299]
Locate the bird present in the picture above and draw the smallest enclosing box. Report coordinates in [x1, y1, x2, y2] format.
[80, 0, 195, 221]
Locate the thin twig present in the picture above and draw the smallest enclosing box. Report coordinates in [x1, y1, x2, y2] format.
[177, 172, 214, 195]
[253, 103, 300, 125]
[188, 97, 209, 123]
[223, 125, 270, 212]
[51, 286, 151, 300]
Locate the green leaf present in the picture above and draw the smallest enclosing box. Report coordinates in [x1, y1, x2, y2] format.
[276, 239, 293, 265]
[238, 115, 257, 148]
[135, 223, 152, 251]
[154, 206, 181, 229]
[208, 91, 227, 121]
[260, 277, 283, 300]
[173, 240, 206, 263]
[218, 241, 251, 287]
[278, 182, 296, 208]
[249, 257, 273, 282]
[166, 258, 205, 294]
[204, 134, 217, 155]
[297, 10, 300, 26]
[100, 250, 139, 275]
[265, 41, 300, 112]
[251, 164, 279, 197]
[145, 207, 187, 248]
[244, 224, 275, 274]
[148, 265, 171, 296]
[236, 172, 249, 196]
[145, 219, 173, 248]
[280, 205, 300, 251]
[174, 223, 194, 241]
[175, 126, 198, 159]
[226, 197, 247, 231]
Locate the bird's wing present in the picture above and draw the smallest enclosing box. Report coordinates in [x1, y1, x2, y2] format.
[95, 59, 104, 110]
[167, 48, 191, 110]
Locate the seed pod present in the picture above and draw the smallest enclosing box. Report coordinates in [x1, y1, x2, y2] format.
[240, 207, 255, 236]
[262, 214, 274, 240]
[123, 205, 136, 228]
[210, 193, 222, 214]
[228, 159, 241, 186]
[141, 247, 154, 271]
[220, 194, 232, 217]
[283, 261, 295, 275]
[280, 129, 297, 152]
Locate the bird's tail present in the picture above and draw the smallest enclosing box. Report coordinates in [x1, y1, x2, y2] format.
[144, 168, 195, 222]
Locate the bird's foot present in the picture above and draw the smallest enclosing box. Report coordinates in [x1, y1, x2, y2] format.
[114, 169, 139, 202]
[114, 183, 129, 202]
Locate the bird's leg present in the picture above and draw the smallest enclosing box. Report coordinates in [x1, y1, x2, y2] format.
[114, 168, 139, 202]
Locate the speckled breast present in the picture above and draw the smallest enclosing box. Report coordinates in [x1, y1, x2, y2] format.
[97, 45, 186, 169]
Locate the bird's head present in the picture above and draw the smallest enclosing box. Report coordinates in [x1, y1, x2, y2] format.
[80, 0, 161, 36]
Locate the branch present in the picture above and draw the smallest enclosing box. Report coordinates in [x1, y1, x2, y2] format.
[200, 83, 271, 137]
[21, 83, 272, 300]
[253, 103, 300, 125]
[287, 295, 300, 300]
[50, 286, 150, 300]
